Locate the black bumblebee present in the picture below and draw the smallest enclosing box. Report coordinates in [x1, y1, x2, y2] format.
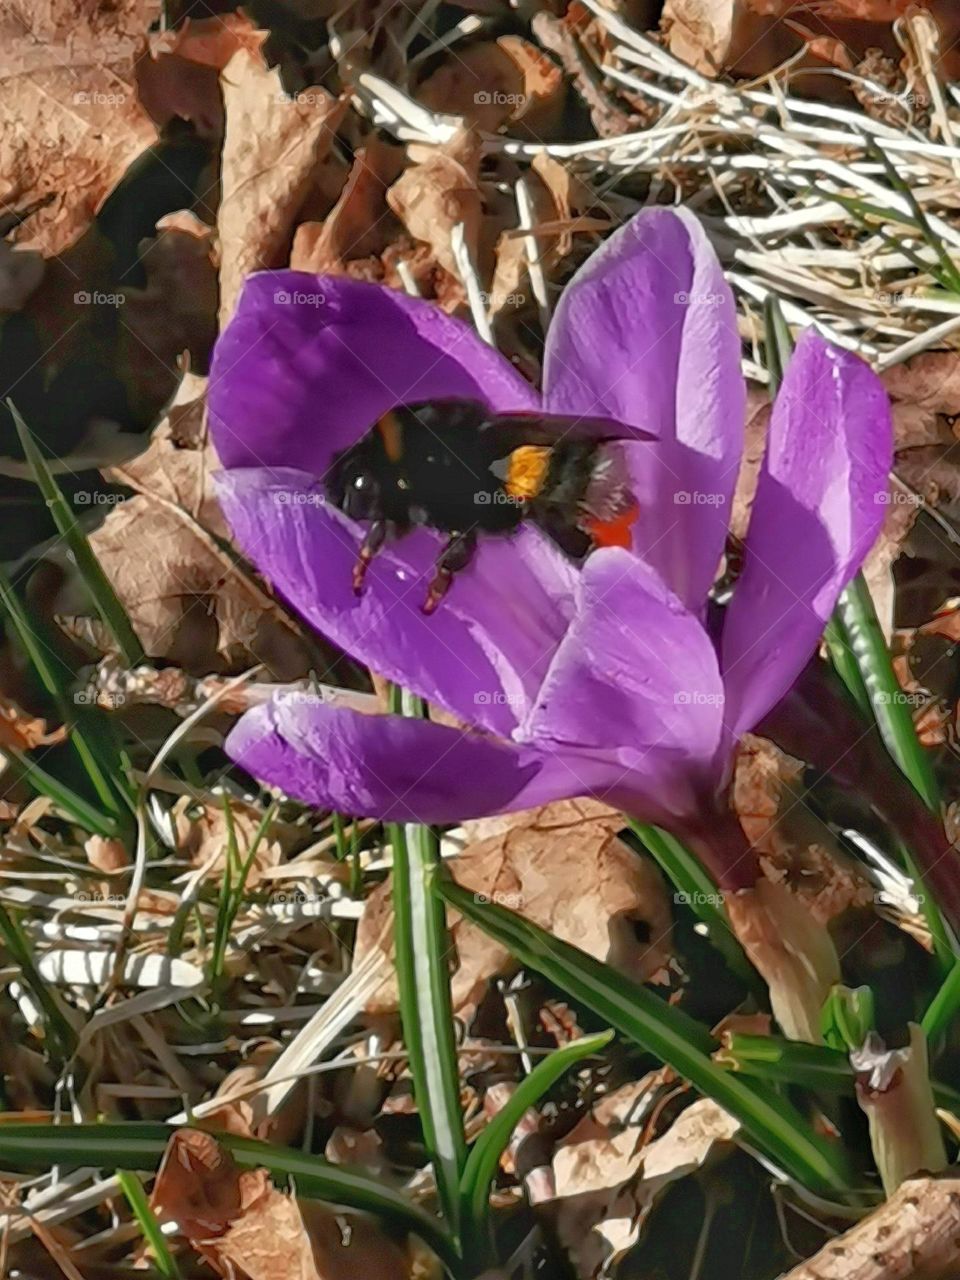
[325, 399, 641, 613]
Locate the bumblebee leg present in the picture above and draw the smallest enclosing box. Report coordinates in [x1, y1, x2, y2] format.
[352, 520, 388, 596]
[422, 530, 477, 615]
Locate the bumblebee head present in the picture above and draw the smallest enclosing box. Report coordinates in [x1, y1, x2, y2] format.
[326, 439, 385, 521]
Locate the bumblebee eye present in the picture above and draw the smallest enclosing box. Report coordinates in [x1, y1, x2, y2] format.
[353, 475, 369, 490]
[397, 477, 409, 491]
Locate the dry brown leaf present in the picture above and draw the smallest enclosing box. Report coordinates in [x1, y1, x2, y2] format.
[291, 137, 405, 274]
[356, 804, 671, 1017]
[729, 383, 771, 542]
[0, 695, 65, 752]
[173, 796, 283, 887]
[218, 49, 348, 322]
[56, 388, 311, 672]
[660, 0, 745, 76]
[662, 0, 960, 83]
[551, 1097, 739, 1277]
[151, 1129, 409, 1280]
[0, 1, 159, 255]
[862, 495, 919, 640]
[416, 37, 565, 136]
[387, 128, 484, 283]
[83, 835, 129, 874]
[486, 169, 557, 321]
[734, 735, 873, 922]
[463, 796, 623, 842]
[884, 349, 960, 449]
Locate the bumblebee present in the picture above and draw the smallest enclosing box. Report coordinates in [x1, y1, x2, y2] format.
[325, 398, 640, 613]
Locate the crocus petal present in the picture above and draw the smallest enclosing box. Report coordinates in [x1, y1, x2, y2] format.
[543, 207, 745, 611]
[522, 548, 728, 818]
[226, 697, 614, 824]
[721, 332, 893, 737]
[209, 272, 538, 473]
[215, 468, 578, 735]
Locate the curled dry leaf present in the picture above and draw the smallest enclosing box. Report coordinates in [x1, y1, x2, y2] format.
[356, 804, 672, 1017]
[0, 0, 158, 256]
[416, 37, 565, 137]
[291, 137, 405, 275]
[734, 735, 874, 923]
[862, 495, 919, 641]
[884, 349, 960, 449]
[730, 384, 772, 542]
[173, 795, 283, 888]
[151, 1128, 409, 1280]
[138, 13, 267, 137]
[56, 385, 313, 674]
[218, 49, 348, 322]
[83, 835, 129, 874]
[660, 0, 960, 82]
[0, 695, 65, 752]
[387, 128, 484, 283]
[551, 1096, 739, 1278]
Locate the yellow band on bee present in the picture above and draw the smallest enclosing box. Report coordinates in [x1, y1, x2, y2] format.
[505, 445, 551, 500]
[376, 410, 404, 462]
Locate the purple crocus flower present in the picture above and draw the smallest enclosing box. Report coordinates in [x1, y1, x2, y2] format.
[208, 209, 892, 886]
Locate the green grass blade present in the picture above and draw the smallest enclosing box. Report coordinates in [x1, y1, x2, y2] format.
[439, 881, 856, 1199]
[0, 904, 76, 1057]
[0, 1122, 456, 1270]
[822, 618, 871, 717]
[0, 561, 125, 817]
[764, 297, 952, 962]
[922, 960, 960, 1048]
[834, 575, 940, 811]
[208, 798, 278, 985]
[2, 745, 118, 836]
[8, 399, 145, 668]
[719, 1031, 960, 1112]
[386, 687, 467, 1241]
[117, 1169, 183, 1280]
[867, 141, 960, 294]
[716, 1033, 853, 1092]
[460, 1030, 612, 1265]
[626, 821, 756, 985]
